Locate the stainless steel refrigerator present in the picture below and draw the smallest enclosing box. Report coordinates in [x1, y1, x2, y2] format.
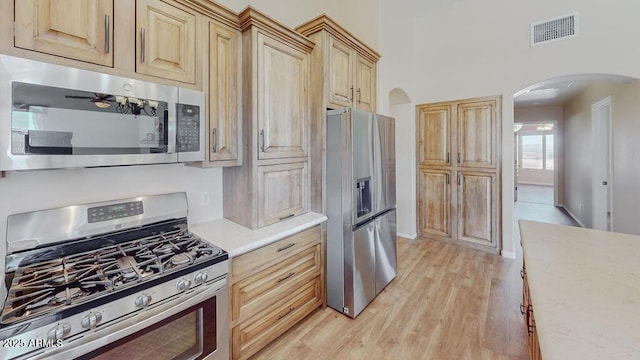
[326, 107, 397, 318]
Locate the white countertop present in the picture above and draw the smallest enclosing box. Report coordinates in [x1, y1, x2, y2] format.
[191, 212, 327, 257]
[519, 220, 640, 360]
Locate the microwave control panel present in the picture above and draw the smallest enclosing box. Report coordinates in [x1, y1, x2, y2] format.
[176, 104, 200, 152]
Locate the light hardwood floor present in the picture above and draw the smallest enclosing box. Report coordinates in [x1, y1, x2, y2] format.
[251, 237, 528, 360]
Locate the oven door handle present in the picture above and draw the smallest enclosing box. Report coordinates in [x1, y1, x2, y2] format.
[33, 277, 227, 360]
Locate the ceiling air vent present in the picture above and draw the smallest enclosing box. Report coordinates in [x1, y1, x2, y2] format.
[530, 13, 578, 46]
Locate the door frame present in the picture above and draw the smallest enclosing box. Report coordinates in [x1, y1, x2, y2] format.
[514, 121, 558, 205]
[591, 96, 613, 231]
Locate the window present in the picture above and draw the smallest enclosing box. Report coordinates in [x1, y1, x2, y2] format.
[521, 133, 554, 170]
[522, 135, 543, 169]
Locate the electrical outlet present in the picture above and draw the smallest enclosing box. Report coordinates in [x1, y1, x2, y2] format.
[201, 192, 210, 206]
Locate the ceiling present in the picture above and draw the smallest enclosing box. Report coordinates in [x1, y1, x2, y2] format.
[513, 74, 637, 108]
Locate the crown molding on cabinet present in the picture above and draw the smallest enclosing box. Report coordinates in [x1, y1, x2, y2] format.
[239, 7, 315, 53]
[176, 0, 241, 30]
[295, 14, 380, 63]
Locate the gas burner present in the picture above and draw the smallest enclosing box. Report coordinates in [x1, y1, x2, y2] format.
[170, 253, 192, 266]
[154, 243, 176, 254]
[53, 288, 82, 305]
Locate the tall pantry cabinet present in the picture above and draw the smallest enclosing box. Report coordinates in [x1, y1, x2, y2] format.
[223, 8, 314, 229]
[417, 96, 502, 253]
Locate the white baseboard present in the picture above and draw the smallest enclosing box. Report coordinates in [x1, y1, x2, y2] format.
[397, 232, 417, 240]
[501, 250, 516, 259]
[560, 205, 585, 227]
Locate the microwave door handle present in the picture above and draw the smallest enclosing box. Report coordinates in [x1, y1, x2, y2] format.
[165, 109, 176, 154]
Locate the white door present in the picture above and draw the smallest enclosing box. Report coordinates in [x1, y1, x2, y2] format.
[592, 97, 612, 231]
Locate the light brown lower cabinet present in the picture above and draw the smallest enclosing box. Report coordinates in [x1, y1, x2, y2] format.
[522, 265, 542, 360]
[230, 225, 325, 360]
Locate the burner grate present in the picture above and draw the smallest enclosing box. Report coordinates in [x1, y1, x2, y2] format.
[1, 228, 222, 325]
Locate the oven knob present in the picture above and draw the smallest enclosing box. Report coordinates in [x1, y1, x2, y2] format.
[135, 294, 152, 308]
[194, 272, 208, 285]
[176, 279, 191, 292]
[47, 323, 71, 340]
[81, 312, 103, 329]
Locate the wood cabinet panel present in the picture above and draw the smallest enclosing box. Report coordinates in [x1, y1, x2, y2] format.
[417, 105, 451, 166]
[418, 169, 451, 237]
[230, 224, 325, 360]
[327, 36, 353, 108]
[257, 162, 309, 227]
[257, 33, 308, 160]
[136, 0, 196, 83]
[457, 171, 496, 246]
[416, 96, 501, 253]
[355, 54, 375, 112]
[232, 244, 321, 322]
[231, 226, 321, 278]
[208, 22, 239, 163]
[14, 0, 114, 66]
[457, 100, 497, 168]
[232, 277, 321, 360]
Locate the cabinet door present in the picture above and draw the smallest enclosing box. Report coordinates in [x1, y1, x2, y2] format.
[355, 54, 376, 112]
[417, 104, 451, 167]
[457, 100, 497, 168]
[257, 162, 308, 227]
[208, 22, 239, 163]
[136, 0, 196, 83]
[418, 169, 451, 237]
[14, 0, 113, 66]
[457, 171, 496, 247]
[257, 33, 308, 160]
[327, 36, 354, 108]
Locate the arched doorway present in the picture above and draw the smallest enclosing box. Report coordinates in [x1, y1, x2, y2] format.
[513, 74, 637, 232]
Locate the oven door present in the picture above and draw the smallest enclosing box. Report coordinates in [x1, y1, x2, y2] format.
[30, 277, 228, 360]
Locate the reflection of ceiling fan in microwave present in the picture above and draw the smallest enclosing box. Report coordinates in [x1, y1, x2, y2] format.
[64, 93, 159, 115]
[64, 93, 114, 108]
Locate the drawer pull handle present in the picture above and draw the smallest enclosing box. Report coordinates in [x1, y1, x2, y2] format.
[276, 243, 296, 252]
[278, 306, 295, 319]
[277, 272, 296, 283]
[520, 269, 524, 279]
[520, 303, 525, 315]
[279, 213, 295, 221]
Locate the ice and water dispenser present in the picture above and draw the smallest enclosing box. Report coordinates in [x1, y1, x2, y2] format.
[355, 177, 372, 218]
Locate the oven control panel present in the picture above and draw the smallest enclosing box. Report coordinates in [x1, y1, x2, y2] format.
[88, 201, 144, 223]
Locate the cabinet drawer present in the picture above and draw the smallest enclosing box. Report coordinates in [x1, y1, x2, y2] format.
[232, 277, 322, 360]
[232, 226, 320, 278]
[232, 243, 320, 321]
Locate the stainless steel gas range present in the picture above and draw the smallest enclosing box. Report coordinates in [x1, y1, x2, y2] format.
[0, 192, 229, 360]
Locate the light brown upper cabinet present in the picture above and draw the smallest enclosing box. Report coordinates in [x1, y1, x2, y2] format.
[14, 0, 114, 67]
[207, 20, 241, 165]
[223, 7, 314, 229]
[295, 15, 380, 213]
[136, 0, 197, 84]
[416, 96, 502, 253]
[256, 33, 309, 160]
[297, 16, 379, 112]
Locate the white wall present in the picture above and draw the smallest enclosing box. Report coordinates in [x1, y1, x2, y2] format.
[377, 0, 640, 258]
[563, 81, 640, 231]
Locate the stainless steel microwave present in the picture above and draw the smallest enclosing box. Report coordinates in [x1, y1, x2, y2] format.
[0, 55, 204, 171]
